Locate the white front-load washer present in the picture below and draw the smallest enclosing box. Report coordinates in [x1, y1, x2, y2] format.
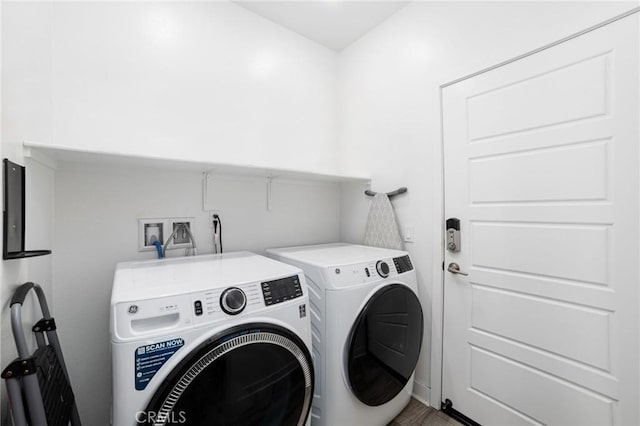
[267, 243, 423, 426]
[110, 252, 314, 426]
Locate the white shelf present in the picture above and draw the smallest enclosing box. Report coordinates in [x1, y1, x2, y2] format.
[23, 141, 370, 183]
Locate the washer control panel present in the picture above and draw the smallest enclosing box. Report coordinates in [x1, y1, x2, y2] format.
[220, 287, 247, 315]
[191, 282, 262, 324]
[115, 274, 307, 338]
[261, 275, 303, 306]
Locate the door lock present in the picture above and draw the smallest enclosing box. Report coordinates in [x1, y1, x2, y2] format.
[447, 263, 468, 276]
[446, 218, 461, 252]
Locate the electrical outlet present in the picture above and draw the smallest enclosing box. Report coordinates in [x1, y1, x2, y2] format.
[403, 226, 414, 243]
[208, 210, 220, 228]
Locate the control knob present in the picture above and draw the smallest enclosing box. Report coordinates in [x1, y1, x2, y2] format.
[376, 261, 390, 278]
[220, 287, 247, 315]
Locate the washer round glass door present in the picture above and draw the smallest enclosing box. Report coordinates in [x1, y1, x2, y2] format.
[141, 324, 313, 426]
[347, 284, 423, 406]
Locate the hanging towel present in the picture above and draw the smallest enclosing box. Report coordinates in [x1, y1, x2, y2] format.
[363, 193, 403, 250]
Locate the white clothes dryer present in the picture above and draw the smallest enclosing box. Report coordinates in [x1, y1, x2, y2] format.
[267, 243, 423, 426]
[110, 252, 314, 426]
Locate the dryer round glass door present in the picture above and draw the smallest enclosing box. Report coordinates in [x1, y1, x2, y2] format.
[141, 324, 313, 426]
[347, 283, 424, 406]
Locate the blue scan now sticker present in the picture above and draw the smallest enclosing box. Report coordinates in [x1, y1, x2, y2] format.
[134, 338, 184, 390]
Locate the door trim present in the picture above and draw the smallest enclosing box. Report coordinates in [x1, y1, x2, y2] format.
[429, 6, 640, 409]
[442, 6, 640, 89]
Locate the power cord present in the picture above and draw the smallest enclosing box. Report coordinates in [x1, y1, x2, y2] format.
[213, 214, 223, 254]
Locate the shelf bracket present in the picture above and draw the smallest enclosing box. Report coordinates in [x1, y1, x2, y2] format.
[266, 177, 273, 212]
[202, 169, 216, 211]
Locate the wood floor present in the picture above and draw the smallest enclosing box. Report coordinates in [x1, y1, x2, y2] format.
[389, 398, 463, 426]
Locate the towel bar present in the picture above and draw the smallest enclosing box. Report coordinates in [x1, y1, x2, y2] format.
[364, 187, 407, 199]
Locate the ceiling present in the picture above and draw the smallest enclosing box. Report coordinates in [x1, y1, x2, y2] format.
[234, 1, 410, 51]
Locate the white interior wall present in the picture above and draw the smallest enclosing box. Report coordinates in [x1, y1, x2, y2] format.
[45, 2, 340, 423]
[2, 1, 342, 424]
[1, 3, 55, 423]
[50, 2, 339, 174]
[337, 1, 639, 404]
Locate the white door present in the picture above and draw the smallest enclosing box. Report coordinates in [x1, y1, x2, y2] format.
[442, 13, 639, 426]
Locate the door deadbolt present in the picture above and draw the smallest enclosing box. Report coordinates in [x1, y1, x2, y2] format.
[446, 218, 461, 252]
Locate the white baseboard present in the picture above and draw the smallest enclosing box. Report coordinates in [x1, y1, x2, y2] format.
[412, 381, 431, 407]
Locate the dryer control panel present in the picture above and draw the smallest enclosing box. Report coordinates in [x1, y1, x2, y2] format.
[328, 255, 415, 288]
[393, 255, 414, 274]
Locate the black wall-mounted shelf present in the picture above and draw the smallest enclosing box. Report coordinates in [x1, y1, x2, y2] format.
[3, 159, 52, 260]
[4, 250, 52, 260]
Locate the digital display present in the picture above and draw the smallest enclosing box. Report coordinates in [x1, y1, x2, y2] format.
[261, 275, 303, 306]
[393, 255, 414, 274]
[269, 280, 293, 300]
